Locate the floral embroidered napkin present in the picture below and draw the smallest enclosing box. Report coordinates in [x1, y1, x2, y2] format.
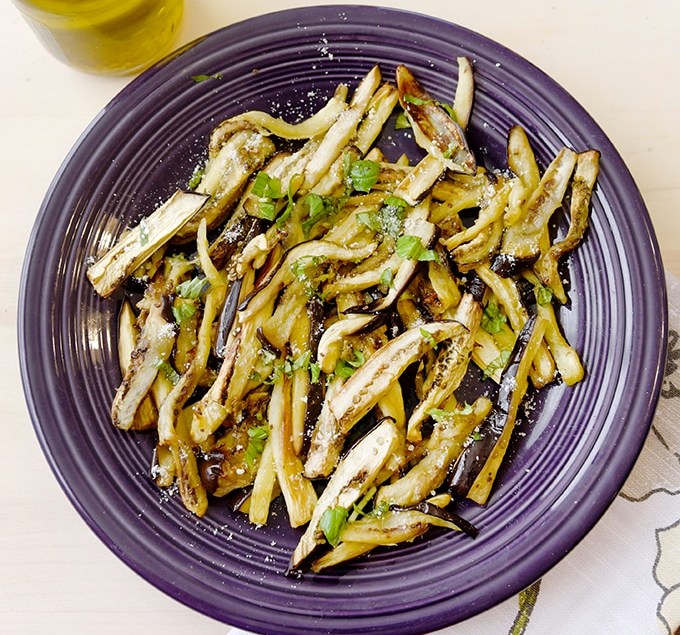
[230, 273, 679, 635]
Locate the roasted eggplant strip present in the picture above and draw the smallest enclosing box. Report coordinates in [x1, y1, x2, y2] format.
[360, 203, 437, 312]
[316, 314, 376, 374]
[523, 271, 584, 385]
[291, 418, 401, 569]
[87, 190, 208, 297]
[190, 330, 241, 444]
[449, 314, 546, 504]
[238, 240, 376, 322]
[493, 147, 577, 274]
[168, 409, 209, 516]
[476, 263, 556, 387]
[304, 319, 470, 478]
[379, 397, 491, 507]
[406, 294, 483, 441]
[226, 84, 348, 139]
[310, 494, 459, 571]
[179, 128, 276, 240]
[247, 438, 277, 525]
[504, 125, 541, 226]
[392, 154, 446, 206]
[443, 181, 511, 250]
[451, 218, 504, 269]
[268, 373, 318, 527]
[301, 65, 382, 192]
[452, 56, 475, 131]
[116, 299, 157, 430]
[396, 64, 476, 175]
[533, 150, 600, 303]
[111, 276, 177, 430]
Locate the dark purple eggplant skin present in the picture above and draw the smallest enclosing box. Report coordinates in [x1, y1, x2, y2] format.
[198, 450, 227, 495]
[389, 501, 479, 539]
[215, 278, 243, 357]
[302, 295, 325, 454]
[448, 314, 538, 498]
[465, 273, 486, 304]
[210, 215, 265, 271]
[490, 252, 537, 278]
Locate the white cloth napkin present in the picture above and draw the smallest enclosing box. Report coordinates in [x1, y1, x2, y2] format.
[231, 272, 680, 635]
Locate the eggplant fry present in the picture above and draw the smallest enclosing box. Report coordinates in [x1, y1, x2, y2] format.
[88, 61, 599, 575]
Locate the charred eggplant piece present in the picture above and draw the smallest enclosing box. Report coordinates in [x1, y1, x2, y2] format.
[449, 314, 545, 504]
[395, 65, 476, 175]
[87, 190, 208, 297]
[291, 418, 401, 570]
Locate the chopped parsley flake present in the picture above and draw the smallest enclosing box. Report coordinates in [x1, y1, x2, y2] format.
[177, 276, 209, 300]
[320, 506, 348, 547]
[396, 235, 438, 262]
[187, 163, 206, 190]
[481, 301, 507, 334]
[153, 359, 181, 385]
[534, 284, 553, 306]
[191, 73, 223, 83]
[244, 425, 269, 467]
[420, 327, 437, 348]
[334, 349, 365, 379]
[483, 350, 511, 379]
[380, 267, 394, 288]
[348, 159, 380, 193]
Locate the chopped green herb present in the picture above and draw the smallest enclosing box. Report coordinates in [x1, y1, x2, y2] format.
[534, 284, 553, 306]
[301, 193, 335, 237]
[394, 111, 411, 130]
[309, 361, 322, 384]
[357, 202, 406, 239]
[356, 210, 382, 233]
[403, 94, 430, 106]
[153, 359, 181, 385]
[428, 408, 453, 422]
[257, 200, 277, 221]
[481, 301, 507, 334]
[471, 430, 484, 441]
[275, 174, 301, 227]
[379, 198, 407, 238]
[349, 486, 377, 522]
[483, 349, 511, 379]
[396, 235, 438, 262]
[371, 499, 391, 518]
[320, 506, 348, 547]
[191, 73, 223, 83]
[437, 101, 458, 121]
[420, 327, 437, 348]
[172, 298, 197, 324]
[291, 255, 325, 282]
[380, 267, 394, 289]
[252, 171, 282, 199]
[457, 402, 474, 415]
[187, 163, 206, 190]
[288, 351, 311, 375]
[177, 276, 209, 300]
[349, 159, 380, 193]
[334, 349, 365, 379]
[251, 172, 284, 220]
[244, 425, 269, 467]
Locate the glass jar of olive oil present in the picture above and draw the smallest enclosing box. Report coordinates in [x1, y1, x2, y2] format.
[12, 0, 184, 75]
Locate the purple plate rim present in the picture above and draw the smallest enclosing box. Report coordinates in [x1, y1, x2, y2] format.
[18, 5, 668, 634]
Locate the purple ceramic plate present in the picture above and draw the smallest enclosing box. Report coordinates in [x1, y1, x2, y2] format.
[18, 6, 667, 634]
